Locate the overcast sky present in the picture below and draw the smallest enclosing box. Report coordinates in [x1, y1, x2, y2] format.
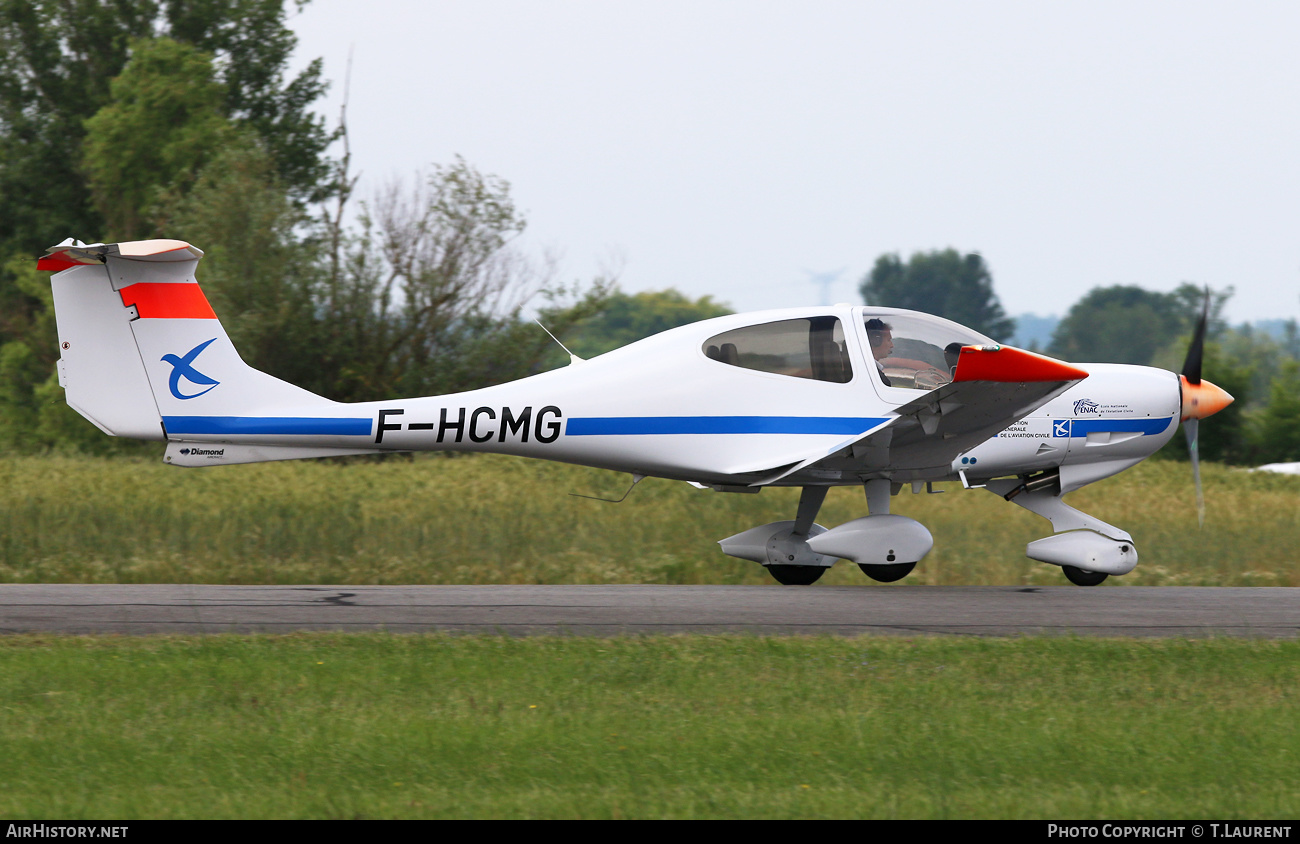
[287, 1, 1300, 323]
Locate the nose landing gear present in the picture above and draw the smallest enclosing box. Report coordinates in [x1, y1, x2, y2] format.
[985, 477, 1137, 586]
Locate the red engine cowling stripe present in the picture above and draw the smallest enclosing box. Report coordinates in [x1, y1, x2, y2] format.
[953, 345, 1090, 383]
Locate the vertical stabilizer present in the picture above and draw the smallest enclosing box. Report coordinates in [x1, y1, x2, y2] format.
[43, 239, 335, 444]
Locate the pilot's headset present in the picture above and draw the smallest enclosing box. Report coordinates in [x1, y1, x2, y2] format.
[865, 318, 890, 351]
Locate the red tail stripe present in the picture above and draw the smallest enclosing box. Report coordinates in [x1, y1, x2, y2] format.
[118, 282, 217, 320]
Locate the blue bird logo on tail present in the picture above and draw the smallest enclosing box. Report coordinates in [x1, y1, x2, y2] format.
[162, 338, 220, 399]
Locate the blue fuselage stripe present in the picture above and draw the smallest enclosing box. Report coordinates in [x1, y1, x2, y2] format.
[163, 416, 374, 436]
[565, 416, 887, 436]
[1066, 418, 1173, 437]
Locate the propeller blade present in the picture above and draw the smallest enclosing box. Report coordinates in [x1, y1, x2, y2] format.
[1177, 288, 1227, 526]
[1184, 418, 1204, 527]
[1180, 288, 1210, 385]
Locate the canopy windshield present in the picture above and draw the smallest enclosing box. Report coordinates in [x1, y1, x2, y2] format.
[863, 313, 995, 390]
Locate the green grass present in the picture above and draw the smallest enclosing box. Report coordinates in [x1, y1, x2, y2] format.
[0, 453, 1295, 585]
[0, 453, 1295, 586]
[0, 634, 1296, 819]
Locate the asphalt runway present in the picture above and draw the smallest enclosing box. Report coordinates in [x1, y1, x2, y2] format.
[0, 584, 1296, 637]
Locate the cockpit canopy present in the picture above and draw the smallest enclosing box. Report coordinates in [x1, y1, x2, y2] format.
[698, 309, 996, 391]
[863, 313, 995, 390]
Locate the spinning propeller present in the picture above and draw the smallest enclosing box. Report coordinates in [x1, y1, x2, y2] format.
[1178, 291, 1235, 526]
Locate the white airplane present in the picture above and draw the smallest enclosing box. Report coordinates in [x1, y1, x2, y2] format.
[40, 238, 1234, 586]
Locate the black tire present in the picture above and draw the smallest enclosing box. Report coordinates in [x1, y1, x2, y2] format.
[766, 565, 825, 585]
[1062, 565, 1109, 586]
[858, 562, 916, 583]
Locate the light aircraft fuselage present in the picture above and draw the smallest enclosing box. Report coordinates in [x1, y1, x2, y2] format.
[40, 238, 1233, 586]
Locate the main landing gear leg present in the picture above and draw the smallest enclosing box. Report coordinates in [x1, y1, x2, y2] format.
[766, 486, 830, 586]
[792, 485, 828, 538]
[858, 479, 916, 583]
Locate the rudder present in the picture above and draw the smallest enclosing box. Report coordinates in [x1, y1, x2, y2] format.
[43, 239, 185, 440]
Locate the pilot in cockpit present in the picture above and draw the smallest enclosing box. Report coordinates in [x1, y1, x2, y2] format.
[865, 315, 967, 390]
[865, 318, 894, 386]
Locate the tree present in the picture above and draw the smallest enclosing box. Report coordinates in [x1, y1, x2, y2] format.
[560, 290, 732, 359]
[1209, 324, 1299, 414]
[1048, 283, 1231, 366]
[0, 1, 330, 252]
[0, 253, 57, 451]
[0, 1, 334, 451]
[1248, 361, 1300, 464]
[310, 158, 613, 402]
[859, 249, 1015, 342]
[0, 0, 153, 260]
[1, 5, 618, 450]
[165, 140, 319, 388]
[82, 37, 237, 241]
[164, 0, 332, 201]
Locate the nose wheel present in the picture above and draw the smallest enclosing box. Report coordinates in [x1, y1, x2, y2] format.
[1062, 565, 1108, 586]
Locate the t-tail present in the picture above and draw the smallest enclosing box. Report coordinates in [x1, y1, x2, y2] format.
[42, 239, 381, 465]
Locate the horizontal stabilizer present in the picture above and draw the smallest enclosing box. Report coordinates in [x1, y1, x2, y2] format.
[39, 239, 203, 272]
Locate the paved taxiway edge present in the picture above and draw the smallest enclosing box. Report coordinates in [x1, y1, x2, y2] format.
[0, 585, 1296, 638]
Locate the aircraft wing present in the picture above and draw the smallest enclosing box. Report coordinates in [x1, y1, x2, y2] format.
[747, 345, 1089, 485]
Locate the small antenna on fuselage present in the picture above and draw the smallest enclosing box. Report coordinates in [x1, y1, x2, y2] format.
[535, 319, 584, 365]
[570, 473, 645, 503]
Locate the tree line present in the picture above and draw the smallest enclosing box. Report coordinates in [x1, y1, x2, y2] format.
[1, 2, 1293, 466]
[0, 1, 634, 454]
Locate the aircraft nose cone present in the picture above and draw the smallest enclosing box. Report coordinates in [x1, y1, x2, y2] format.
[1180, 375, 1234, 420]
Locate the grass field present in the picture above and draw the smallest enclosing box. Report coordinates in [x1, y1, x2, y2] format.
[0, 633, 1296, 819]
[0, 454, 1295, 586]
[2, 456, 1296, 819]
